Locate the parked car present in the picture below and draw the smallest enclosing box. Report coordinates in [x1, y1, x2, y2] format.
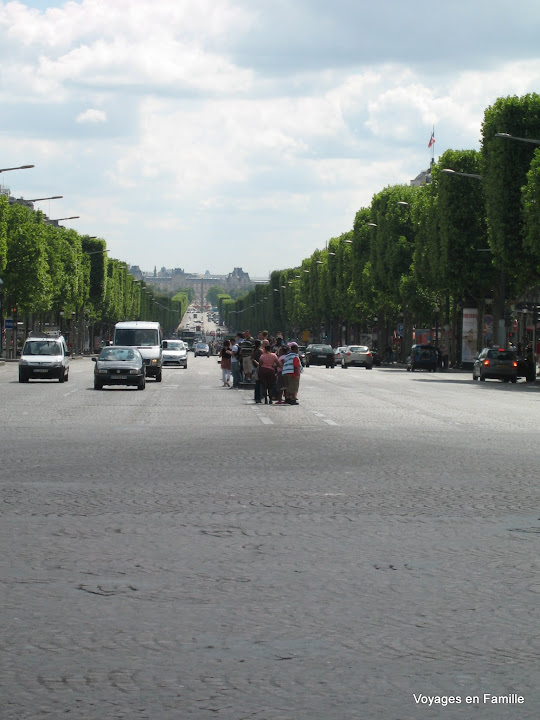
[406, 344, 438, 372]
[334, 346, 348, 364]
[93, 346, 146, 390]
[472, 347, 518, 382]
[19, 332, 70, 383]
[194, 342, 210, 357]
[341, 345, 373, 369]
[305, 344, 335, 368]
[162, 339, 188, 368]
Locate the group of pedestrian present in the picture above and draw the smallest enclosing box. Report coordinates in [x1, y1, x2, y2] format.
[219, 329, 302, 404]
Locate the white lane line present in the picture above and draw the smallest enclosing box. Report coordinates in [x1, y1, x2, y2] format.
[311, 409, 339, 426]
[63, 388, 79, 397]
[251, 405, 274, 425]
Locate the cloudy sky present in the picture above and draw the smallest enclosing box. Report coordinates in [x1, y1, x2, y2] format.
[1, 0, 539, 278]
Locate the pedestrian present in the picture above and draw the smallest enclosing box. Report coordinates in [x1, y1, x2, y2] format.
[219, 339, 232, 387]
[282, 342, 301, 404]
[251, 339, 263, 403]
[240, 330, 255, 382]
[258, 339, 279, 404]
[231, 332, 243, 388]
[274, 345, 288, 403]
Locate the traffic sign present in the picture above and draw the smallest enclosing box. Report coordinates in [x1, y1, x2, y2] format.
[397, 323, 404, 337]
[4, 318, 13, 330]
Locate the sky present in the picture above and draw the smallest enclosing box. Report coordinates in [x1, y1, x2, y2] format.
[1, 1, 539, 279]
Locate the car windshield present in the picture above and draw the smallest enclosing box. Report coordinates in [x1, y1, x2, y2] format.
[115, 328, 158, 346]
[196, 343, 207, 349]
[312, 345, 331, 352]
[165, 341, 184, 350]
[99, 348, 138, 362]
[23, 341, 62, 356]
[350, 346, 368, 352]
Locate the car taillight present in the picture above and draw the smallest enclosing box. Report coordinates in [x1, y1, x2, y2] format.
[367, 352, 372, 358]
[483, 359, 490, 366]
[513, 361, 517, 368]
[346, 351, 351, 356]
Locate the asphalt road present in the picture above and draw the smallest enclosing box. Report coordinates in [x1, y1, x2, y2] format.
[1, 358, 539, 720]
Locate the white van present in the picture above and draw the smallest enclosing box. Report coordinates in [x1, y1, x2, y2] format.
[19, 331, 70, 383]
[113, 321, 163, 381]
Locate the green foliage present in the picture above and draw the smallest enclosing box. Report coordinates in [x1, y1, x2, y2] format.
[481, 92, 540, 293]
[522, 147, 540, 274]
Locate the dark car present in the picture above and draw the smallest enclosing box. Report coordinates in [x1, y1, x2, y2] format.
[93, 346, 146, 390]
[305, 344, 335, 368]
[472, 347, 518, 383]
[406, 344, 438, 372]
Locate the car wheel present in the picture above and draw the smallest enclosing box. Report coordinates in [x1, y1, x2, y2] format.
[94, 379, 103, 390]
[18, 372, 28, 383]
[64, 370, 69, 382]
[511, 378, 517, 383]
[138, 377, 146, 390]
[155, 369, 162, 382]
[480, 375, 486, 382]
[366, 365, 373, 370]
[59, 371, 65, 383]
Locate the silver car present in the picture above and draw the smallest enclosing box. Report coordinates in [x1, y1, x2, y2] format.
[341, 345, 374, 369]
[162, 339, 188, 368]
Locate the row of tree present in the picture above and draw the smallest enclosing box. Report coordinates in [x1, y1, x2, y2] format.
[219, 94, 540, 363]
[0, 198, 188, 351]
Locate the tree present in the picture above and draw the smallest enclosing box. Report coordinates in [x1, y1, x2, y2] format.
[481, 93, 540, 295]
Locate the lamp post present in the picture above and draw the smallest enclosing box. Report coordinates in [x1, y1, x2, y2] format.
[48, 216, 80, 226]
[494, 133, 540, 146]
[0, 164, 34, 173]
[441, 168, 506, 347]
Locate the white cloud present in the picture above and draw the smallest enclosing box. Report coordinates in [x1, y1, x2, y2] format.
[76, 108, 106, 123]
[0, 0, 539, 276]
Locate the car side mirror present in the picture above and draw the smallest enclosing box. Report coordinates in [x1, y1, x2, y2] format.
[92, 357, 97, 362]
[162, 341, 168, 349]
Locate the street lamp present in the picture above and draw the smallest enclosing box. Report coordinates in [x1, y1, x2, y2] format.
[0, 165, 34, 173]
[495, 133, 540, 145]
[441, 168, 482, 180]
[27, 195, 63, 202]
[49, 216, 80, 223]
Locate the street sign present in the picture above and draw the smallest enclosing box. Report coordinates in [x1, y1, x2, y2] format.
[397, 323, 404, 337]
[4, 318, 13, 330]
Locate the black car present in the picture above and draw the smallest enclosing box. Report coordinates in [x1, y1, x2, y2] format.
[406, 344, 438, 372]
[93, 346, 146, 390]
[305, 344, 335, 368]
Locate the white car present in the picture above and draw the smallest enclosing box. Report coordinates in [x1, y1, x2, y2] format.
[334, 346, 348, 363]
[162, 339, 188, 368]
[341, 345, 374, 369]
[19, 332, 70, 383]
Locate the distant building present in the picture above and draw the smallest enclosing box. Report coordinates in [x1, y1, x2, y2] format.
[410, 158, 435, 186]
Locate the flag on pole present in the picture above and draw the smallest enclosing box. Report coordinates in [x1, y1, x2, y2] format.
[428, 129, 435, 148]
